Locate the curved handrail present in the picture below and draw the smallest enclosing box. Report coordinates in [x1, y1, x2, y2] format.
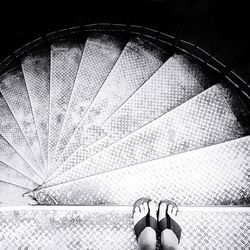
[0, 23, 249, 101]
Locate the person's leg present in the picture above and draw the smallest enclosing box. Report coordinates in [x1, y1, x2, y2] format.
[158, 202, 181, 250]
[133, 200, 158, 250]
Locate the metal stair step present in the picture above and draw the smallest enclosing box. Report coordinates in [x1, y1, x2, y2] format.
[51, 34, 125, 170]
[0, 161, 37, 190]
[0, 183, 31, 206]
[43, 84, 247, 187]
[0, 93, 45, 179]
[32, 137, 250, 206]
[49, 53, 212, 180]
[22, 50, 50, 170]
[0, 206, 249, 249]
[55, 37, 168, 170]
[0, 68, 45, 175]
[48, 41, 83, 172]
[0, 135, 43, 185]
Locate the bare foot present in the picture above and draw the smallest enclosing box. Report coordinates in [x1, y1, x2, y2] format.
[158, 201, 181, 250]
[133, 199, 158, 250]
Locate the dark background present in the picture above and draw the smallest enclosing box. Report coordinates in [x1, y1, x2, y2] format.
[0, 0, 250, 82]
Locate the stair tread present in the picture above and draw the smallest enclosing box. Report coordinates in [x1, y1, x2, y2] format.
[51, 34, 125, 170]
[48, 41, 83, 173]
[0, 206, 249, 249]
[0, 182, 31, 206]
[33, 136, 250, 205]
[0, 93, 44, 179]
[0, 135, 43, 185]
[44, 84, 246, 187]
[0, 69, 45, 175]
[22, 50, 50, 169]
[49, 53, 212, 180]
[0, 161, 37, 190]
[56, 37, 168, 169]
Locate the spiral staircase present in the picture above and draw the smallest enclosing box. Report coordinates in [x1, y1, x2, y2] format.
[0, 27, 249, 249]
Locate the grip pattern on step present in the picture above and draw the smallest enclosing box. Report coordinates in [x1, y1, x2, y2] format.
[22, 51, 50, 169]
[0, 135, 43, 185]
[0, 69, 45, 175]
[33, 137, 250, 206]
[44, 84, 245, 187]
[0, 208, 249, 249]
[0, 161, 37, 190]
[0, 94, 44, 179]
[48, 42, 82, 172]
[49, 54, 211, 179]
[51, 34, 125, 169]
[56, 37, 168, 169]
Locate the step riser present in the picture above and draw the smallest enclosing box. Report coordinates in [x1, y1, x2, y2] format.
[50, 34, 126, 171]
[0, 208, 249, 249]
[48, 42, 83, 173]
[44, 84, 245, 187]
[49, 54, 211, 180]
[55, 37, 168, 170]
[22, 51, 50, 170]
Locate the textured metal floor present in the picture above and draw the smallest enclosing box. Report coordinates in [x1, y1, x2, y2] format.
[31, 137, 250, 205]
[49, 54, 211, 180]
[0, 93, 45, 179]
[0, 135, 42, 185]
[0, 206, 249, 249]
[0, 69, 45, 177]
[0, 161, 37, 190]
[43, 84, 246, 187]
[47, 42, 83, 173]
[22, 50, 50, 170]
[50, 34, 125, 171]
[54, 37, 168, 172]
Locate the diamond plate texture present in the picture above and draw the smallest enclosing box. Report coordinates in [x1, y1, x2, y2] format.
[0, 93, 44, 179]
[22, 50, 50, 170]
[44, 84, 245, 187]
[33, 137, 250, 205]
[0, 207, 249, 249]
[49, 53, 212, 179]
[0, 68, 45, 174]
[0, 161, 37, 190]
[101, 53, 211, 139]
[55, 37, 168, 171]
[0, 135, 43, 185]
[51, 34, 125, 168]
[48, 42, 82, 172]
[47, 136, 112, 181]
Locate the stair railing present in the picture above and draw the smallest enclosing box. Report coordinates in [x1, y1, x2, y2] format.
[0, 23, 249, 104]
